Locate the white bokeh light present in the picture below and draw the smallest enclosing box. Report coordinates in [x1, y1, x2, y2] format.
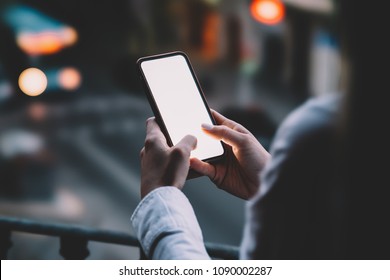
[18, 68, 47, 96]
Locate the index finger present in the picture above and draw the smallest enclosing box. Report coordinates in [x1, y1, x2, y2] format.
[145, 117, 168, 148]
[175, 134, 197, 153]
[146, 117, 163, 135]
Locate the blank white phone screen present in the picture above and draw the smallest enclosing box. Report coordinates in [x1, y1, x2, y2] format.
[140, 54, 224, 160]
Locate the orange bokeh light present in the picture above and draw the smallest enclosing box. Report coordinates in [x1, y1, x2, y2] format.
[250, 0, 285, 25]
[16, 27, 78, 56]
[58, 67, 81, 90]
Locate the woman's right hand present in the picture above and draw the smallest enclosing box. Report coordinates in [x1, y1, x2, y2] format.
[190, 110, 271, 200]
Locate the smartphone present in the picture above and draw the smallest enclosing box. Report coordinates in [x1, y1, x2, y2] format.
[137, 51, 225, 162]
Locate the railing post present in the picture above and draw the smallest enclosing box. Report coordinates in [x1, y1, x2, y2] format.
[0, 230, 12, 260]
[59, 236, 90, 260]
[139, 248, 147, 260]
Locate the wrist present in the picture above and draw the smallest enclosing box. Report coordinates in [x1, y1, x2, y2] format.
[141, 184, 181, 199]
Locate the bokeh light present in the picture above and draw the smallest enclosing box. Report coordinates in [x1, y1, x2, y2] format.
[16, 27, 78, 56]
[62, 27, 78, 46]
[57, 67, 82, 90]
[28, 102, 48, 122]
[250, 0, 285, 25]
[18, 68, 48, 96]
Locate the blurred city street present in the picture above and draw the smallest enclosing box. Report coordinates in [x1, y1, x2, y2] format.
[0, 76, 297, 259]
[1, 0, 338, 259]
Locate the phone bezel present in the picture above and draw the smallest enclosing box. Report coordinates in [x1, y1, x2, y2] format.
[136, 51, 225, 162]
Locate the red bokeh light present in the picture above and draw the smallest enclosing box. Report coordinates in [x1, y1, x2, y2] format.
[250, 0, 285, 25]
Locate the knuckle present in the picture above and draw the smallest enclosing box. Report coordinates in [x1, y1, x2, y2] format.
[237, 133, 249, 145]
[238, 131, 248, 140]
[144, 136, 157, 149]
[234, 123, 245, 131]
[170, 146, 188, 160]
[218, 126, 230, 139]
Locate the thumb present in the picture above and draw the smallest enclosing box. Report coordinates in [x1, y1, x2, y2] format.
[174, 134, 197, 155]
[190, 157, 215, 179]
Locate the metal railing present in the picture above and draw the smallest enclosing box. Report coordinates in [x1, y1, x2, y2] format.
[0, 216, 239, 260]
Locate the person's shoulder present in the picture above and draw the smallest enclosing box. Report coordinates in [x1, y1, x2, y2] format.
[285, 93, 341, 130]
[271, 93, 343, 151]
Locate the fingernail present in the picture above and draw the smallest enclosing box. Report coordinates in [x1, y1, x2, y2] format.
[201, 123, 214, 130]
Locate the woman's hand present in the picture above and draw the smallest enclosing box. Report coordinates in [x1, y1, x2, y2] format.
[140, 117, 197, 198]
[190, 110, 271, 200]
